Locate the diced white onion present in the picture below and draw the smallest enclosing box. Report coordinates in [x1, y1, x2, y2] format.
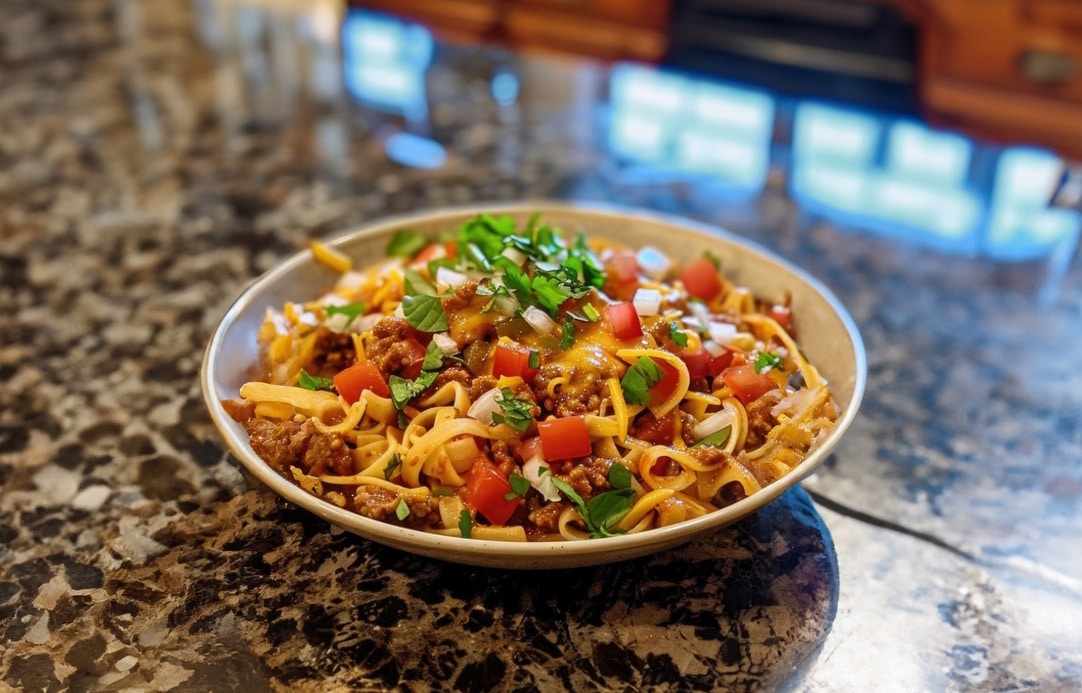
[632, 288, 662, 316]
[703, 340, 726, 357]
[636, 246, 671, 280]
[467, 387, 502, 425]
[436, 266, 469, 290]
[523, 457, 562, 502]
[320, 294, 349, 307]
[501, 247, 527, 265]
[432, 332, 459, 355]
[353, 313, 383, 333]
[325, 313, 351, 333]
[694, 409, 736, 441]
[688, 301, 712, 332]
[708, 321, 738, 344]
[771, 386, 815, 418]
[334, 270, 367, 292]
[298, 311, 320, 327]
[522, 305, 557, 335]
[492, 295, 520, 317]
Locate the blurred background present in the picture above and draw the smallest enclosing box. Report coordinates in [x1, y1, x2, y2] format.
[183, 0, 1082, 285]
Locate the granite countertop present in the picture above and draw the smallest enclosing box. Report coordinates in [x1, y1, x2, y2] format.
[2, 1, 1081, 691]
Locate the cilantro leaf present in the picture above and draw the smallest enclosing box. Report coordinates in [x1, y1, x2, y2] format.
[402, 294, 448, 332]
[669, 322, 688, 347]
[560, 321, 575, 350]
[325, 302, 367, 321]
[403, 268, 437, 296]
[505, 473, 531, 501]
[395, 499, 410, 521]
[620, 357, 664, 406]
[492, 388, 534, 432]
[387, 230, 428, 258]
[298, 370, 335, 392]
[608, 462, 632, 490]
[458, 509, 473, 538]
[388, 342, 444, 411]
[691, 425, 732, 449]
[530, 273, 572, 315]
[383, 453, 402, 480]
[754, 351, 782, 373]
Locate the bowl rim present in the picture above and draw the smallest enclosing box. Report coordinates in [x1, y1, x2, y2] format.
[201, 201, 867, 565]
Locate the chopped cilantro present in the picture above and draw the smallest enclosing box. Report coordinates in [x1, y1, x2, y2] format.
[388, 341, 444, 411]
[386, 230, 428, 258]
[691, 425, 732, 449]
[582, 303, 600, 321]
[395, 499, 410, 521]
[754, 351, 782, 373]
[505, 473, 531, 501]
[551, 476, 634, 539]
[383, 453, 402, 480]
[298, 370, 335, 392]
[325, 302, 367, 321]
[669, 322, 688, 347]
[458, 509, 473, 538]
[560, 321, 575, 350]
[492, 388, 534, 432]
[403, 268, 437, 296]
[619, 357, 664, 406]
[402, 294, 448, 332]
[528, 350, 541, 369]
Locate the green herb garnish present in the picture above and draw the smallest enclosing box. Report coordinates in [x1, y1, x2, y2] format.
[458, 509, 473, 539]
[619, 357, 664, 406]
[383, 453, 402, 480]
[560, 321, 575, 350]
[388, 341, 444, 411]
[403, 268, 437, 296]
[492, 388, 534, 432]
[582, 303, 600, 321]
[754, 351, 782, 373]
[669, 322, 688, 347]
[528, 350, 541, 369]
[402, 294, 448, 332]
[395, 499, 410, 521]
[551, 474, 634, 539]
[505, 473, 531, 501]
[325, 302, 367, 322]
[387, 230, 429, 258]
[298, 370, 335, 392]
[691, 425, 732, 449]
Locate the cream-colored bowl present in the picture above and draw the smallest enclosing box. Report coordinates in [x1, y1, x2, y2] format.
[201, 203, 866, 569]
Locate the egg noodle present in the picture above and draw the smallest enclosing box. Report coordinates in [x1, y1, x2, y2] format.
[226, 214, 838, 542]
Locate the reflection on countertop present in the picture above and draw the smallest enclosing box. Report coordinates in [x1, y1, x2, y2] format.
[1, 0, 1081, 691]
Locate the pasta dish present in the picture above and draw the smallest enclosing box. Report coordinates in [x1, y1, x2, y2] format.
[224, 214, 838, 542]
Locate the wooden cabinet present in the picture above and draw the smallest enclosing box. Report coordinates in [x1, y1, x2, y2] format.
[890, 0, 1082, 159]
[350, 0, 671, 61]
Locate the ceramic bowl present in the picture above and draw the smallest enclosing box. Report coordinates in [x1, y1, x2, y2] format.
[201, 203, 866, 569]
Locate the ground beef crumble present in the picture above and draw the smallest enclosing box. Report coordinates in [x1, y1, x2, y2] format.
[245, 417, 353, 476]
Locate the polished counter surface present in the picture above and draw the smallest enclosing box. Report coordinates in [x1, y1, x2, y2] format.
[2, 1, 1081, 691]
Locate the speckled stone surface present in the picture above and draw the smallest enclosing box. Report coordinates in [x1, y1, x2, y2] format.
[2, 0, 1081, 691]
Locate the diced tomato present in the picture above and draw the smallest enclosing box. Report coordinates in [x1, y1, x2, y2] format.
[399, 338, 428, 379]
[651, 359, 682, 404]
[606, 251, 640, 284]
[538, 416, 592, 461]
[722, 363, 776, 404]
[333, 362, 390, 403]
[413, 242, 446, 265]
[515, 436, 545, 463]
[605, 302, 643, 340]
[465, 461, 520, 526]
[707, 346, 746, 378]
[681, 257, 723, 301]
[679, 345, 710, 380]
[768, 304, 793, 332]
[492, 341, 540, 381]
